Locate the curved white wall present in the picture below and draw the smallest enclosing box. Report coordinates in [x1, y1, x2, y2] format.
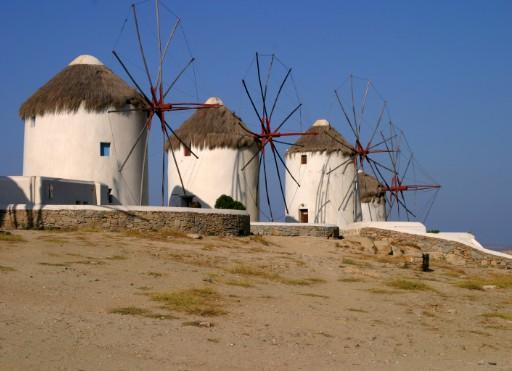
[361, 198, 386, 222]
[23, 106, 148, 205]
[168, 146, 259, 221]
[285, 151, 356, 228]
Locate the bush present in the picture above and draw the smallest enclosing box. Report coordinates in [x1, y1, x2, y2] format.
[215, 195, 246, 210]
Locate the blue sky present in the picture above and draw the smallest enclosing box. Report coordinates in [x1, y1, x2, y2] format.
[1, 1, 511, 246]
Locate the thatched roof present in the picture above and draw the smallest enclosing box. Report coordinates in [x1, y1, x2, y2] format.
[286, 119, 353, 155]
[165, 97, 257, 151]
[358, 171, 385, 203]
[19, 55, 147, 119]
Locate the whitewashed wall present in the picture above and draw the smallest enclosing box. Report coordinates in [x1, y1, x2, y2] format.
[168, 146, 259, 221]
[285, 151, 356, 228]
[23, 106, 148, 205]
[0, 176, 107, 206]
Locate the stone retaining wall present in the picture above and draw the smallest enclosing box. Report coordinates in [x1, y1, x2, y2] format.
[251, 222, 339, 238]
[352, 228, 512, 269]
[0, 205, 250, 236]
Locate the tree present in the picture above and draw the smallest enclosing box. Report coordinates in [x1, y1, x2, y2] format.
[214, 195, 246, 211]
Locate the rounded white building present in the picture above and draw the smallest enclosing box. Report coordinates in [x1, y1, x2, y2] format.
[166, 97, 259, 220]
[358, 171, 387, 222]
[19, 55, 149, 205]
[284, 119, 356, 228]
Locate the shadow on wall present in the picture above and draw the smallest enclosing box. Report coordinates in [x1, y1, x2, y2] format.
[169, 186, 211, 208]
[0, 177, 43, 228]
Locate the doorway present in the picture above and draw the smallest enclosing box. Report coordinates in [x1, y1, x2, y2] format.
[299, 209, 308, 223]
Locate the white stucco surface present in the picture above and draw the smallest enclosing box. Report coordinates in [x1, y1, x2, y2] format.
[23, 106, 148, 206]
[0, 176, 107, 206]
[285, 151, 356, 228]
[168, 146, 260, 221]
[361, 199, 387, 222]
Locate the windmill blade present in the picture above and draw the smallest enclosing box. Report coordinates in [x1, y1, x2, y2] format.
[155, 0, 163, 87]
[119, 113, 152, 173]
[241, 146, 262, 171]
[274, 103, 302, 133]
[112, 50, 152, 105]
[163, 120, 198, 159]
[255, 52, 269, 119]
[271, 142, 300, 187]
[269, 68, 292, 120]
[164, 57, 195, 98]
[326, 157, 353, 175]
[350, 74, 359, 136]
[131, 4, 154, 88]
[242, 79, 263, 124]
[270, 143, 289, 214]
[161, 134, 166, 206]
[401, 154, 414, 185]
[261, 153, 274, 221]
[263, 54, 275, 99]
[164, 126, 187, 197]
[396, 194, 416, 219]
[338, 171, 357, 212]
[139, 130, 149, 205]
[155, 10, 181, 88]
[360, 79, 370, 115]
[367, 101, 387, 147]
[334, 89, 358, 139]
[423, 188, 440, 223]
[369, 133, 398, 151]
[367, 157, 395, 175]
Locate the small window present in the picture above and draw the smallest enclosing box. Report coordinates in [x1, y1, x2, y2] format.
[108, 188, 113, 204]
[301, 154, 307, 164]
[100, 142, 111, 157]
[184, 146, 191, 157]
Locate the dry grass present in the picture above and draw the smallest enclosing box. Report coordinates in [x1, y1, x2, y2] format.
[338, 277, 364, 283]
[0, 231, 25, 242]
[298, 293, 329, 299]
[456, 274, 512, 290]
[385, 278, 433, 291]
[367, 288, 401, 295]
[123, 229, 188, 241]
[226, 264, 281, 281]
[481, 312, 512, 321]
[0, 265, 16, 272]
[341, 258, 371, 267]
[249, 235, 274, 246]
[224, 279, 254, 288]
[282, 278, 326, 286]
[109, 306, 177, 320]
[151, 287, 226, 316]
[347, 308, 368, 313]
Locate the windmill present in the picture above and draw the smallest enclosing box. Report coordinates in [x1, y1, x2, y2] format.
[236, 53, 316, 221]
[381, 123, 441, 222]
[325, 75, 397, 221]
[110, 0, 219, 205]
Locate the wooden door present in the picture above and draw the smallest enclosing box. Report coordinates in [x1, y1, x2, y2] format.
[299, 209, 308, 223]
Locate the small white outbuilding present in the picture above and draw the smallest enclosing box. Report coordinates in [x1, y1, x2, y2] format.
[358, 171, 387, 222]
[19, 55, 149, 205]
[166, 97, 259, 220]
[284, 119, 356, 228]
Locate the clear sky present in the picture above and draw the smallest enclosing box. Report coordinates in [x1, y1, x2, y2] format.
[1, 0, 511, 247]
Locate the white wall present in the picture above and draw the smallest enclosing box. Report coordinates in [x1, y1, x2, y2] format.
[285, 151, 356, 228]
[23, 105, 148, 206]
[0, 176, 107, 206]
[361, 198, 386, 222]
[168, 146, 259, 221]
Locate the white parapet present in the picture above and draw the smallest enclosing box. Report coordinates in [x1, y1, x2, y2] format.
[342, 221, 512, 260]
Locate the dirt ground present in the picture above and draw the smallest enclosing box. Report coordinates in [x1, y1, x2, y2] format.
[1, 230, 511, 371]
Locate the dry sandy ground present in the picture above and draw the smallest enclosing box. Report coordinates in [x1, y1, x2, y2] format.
[1, 230, 511, 371]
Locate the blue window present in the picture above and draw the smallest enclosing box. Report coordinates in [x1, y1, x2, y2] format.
[100, 142, 111, 157]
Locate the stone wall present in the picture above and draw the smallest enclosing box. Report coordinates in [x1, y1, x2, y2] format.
[0, 205, 250, 236]
[251, 222, 339, 238]
[349, 228, 512, 269]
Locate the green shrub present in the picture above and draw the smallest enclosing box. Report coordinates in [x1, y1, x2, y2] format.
[214, 195, 246, 210]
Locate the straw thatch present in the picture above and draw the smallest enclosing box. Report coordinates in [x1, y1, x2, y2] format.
[165, 104, 257, 151]
[358, 171, 385, 203]
[286, 121, 353, 155]
[19, 64, 147, 119]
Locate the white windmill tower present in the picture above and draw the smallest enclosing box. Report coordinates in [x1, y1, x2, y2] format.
[284, 119, 356, 227]
[166, 97, 260, 221]
[19, 55, 149, 205]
